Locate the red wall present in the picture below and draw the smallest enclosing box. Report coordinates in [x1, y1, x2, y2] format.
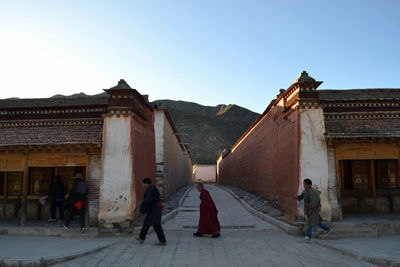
[218, 104, 300, 217]
[132, 109, 156, 216]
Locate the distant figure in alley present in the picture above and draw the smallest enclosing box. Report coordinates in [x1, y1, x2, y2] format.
[136, 178, 166, 246]
[297, 178, 332, 241]
[193, 183, 221, 238]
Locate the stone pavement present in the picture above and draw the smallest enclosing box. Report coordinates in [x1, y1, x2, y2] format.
[163, 184, 275, 231]
[53, 185, 377, 266]
[0, 235, 120, 266]
[315, 236, 400, 266]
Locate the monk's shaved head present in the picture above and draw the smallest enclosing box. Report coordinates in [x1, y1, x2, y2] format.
[196, 183, 204, 192]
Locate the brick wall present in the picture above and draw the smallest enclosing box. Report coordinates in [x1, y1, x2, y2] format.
[218, 104, 300, 217]
[132, 109, 156, 218]
[162, 113, 192, 199]
[153, 110, 192, 200]
[88, 153, 101, 226]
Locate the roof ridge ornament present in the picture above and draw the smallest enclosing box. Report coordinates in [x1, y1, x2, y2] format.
[109, 79, 132, 90]
[294, 70, 316, 83]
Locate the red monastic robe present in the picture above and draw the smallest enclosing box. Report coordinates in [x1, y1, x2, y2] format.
[198, 189, 220, 235]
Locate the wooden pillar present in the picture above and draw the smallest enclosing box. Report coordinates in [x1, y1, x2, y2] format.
[20, 156, 29, 226]
[85, 158, 89, 226]
[371, 160, 376, 208]
[3, 173, 8, 217]
[336, 160, 342, 199]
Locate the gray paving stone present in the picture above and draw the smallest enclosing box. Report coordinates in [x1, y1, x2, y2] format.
[1, 185, 388, 266]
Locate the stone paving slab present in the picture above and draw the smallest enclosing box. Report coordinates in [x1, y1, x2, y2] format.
[0, 236, 120, 266]
[1, 185, 391, 266]
[53, 230, 376, 266]
[315, 236, 400, 267]
[163, 185, 276, 231]
[55, 185, 377, 266]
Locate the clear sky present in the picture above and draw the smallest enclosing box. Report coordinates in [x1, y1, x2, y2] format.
[1, 0, 399, 113]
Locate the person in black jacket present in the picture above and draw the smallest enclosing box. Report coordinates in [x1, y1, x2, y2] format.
[48, 175, 64, 222]
[63, 173, 88, 233]
[136, 178, 166, 246]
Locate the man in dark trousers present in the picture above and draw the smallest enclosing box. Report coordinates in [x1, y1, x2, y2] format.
[296, 178, 332, 241]
[48, 175, 64, 222]
[63, 173, 88, 233]
[136, 178, 166, 246]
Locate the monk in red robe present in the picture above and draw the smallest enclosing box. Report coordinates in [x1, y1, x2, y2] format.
[193, 183, 221, 238]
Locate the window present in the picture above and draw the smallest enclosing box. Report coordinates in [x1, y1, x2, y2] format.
[376, 159, 399, 189]
[58, 167, 85, 193]
[340, 160, 370, 190]
[7, 172, 23, 196]
[339, 159, 399, 191]
[28, 167, 86, 196]
[29, 167, 53, 195]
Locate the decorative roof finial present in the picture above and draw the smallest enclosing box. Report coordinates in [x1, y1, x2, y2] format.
[294, 71, 316, 83]
[109, 79, 132, 90]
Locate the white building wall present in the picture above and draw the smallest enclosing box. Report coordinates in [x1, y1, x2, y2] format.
[194, 165, 217, 183]
[327, 147, 343, 220]
[299, 108, 331, 221]
[154, 110, 192, 199]
[99, 116, 134, 226]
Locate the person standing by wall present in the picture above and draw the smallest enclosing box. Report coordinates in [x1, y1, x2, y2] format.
[63, 173, 88, 233]
[296, 178, 332, 241]
[48, 175, 64, 222]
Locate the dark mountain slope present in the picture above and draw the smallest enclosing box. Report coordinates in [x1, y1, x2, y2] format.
[153, 100, 259, 164]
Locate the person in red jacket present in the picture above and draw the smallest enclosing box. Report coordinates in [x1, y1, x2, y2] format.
[193, 183, 221, 238]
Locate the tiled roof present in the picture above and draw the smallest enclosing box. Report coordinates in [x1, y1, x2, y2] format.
[319, 89, 400, 101]
[0, 124, 103, 146]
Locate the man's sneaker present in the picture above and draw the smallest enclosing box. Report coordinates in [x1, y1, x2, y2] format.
[63, 224, 69, 230]
[323, 229, 332, 236]
[193, 232, 203, 237]
[305, 236, 311, 241]
[135, 237, 144, 243]
[48, 218, 57, 222]
[155, 242, 166, 246]
[80, 227, 85, 233]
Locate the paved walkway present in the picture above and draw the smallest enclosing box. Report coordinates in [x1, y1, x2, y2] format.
[53, 185, 375, 266]
[163, 184, 275, 231]
[316, 236, 400, 265]
[0, 236, 120, 265]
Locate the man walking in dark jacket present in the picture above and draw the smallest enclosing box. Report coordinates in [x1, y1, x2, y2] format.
[136, 178, 166, 246]
[48, 175, 64, 222]
[63, 173, 88, 233]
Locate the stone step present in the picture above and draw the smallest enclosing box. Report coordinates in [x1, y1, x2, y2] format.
[325, 222, 366, 229]
[61, 232, 99, 238]
[316, 226, 377, 240]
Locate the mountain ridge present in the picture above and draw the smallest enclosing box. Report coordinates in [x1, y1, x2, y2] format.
[153, 99, 259, 164]
[0, 93, 260, 164]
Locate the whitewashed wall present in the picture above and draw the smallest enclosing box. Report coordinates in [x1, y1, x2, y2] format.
[99, 116, 134, 226]
[194, 165, 217, 183]
[298, 108, 331, 221]
[154, 110, 192, 199]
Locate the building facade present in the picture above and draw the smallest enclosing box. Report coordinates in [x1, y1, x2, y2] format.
[193, 164, 217, 183]
[0, 80, 157, 229]
[154, 109, 192, 200]
[217, 72, 400, 221]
